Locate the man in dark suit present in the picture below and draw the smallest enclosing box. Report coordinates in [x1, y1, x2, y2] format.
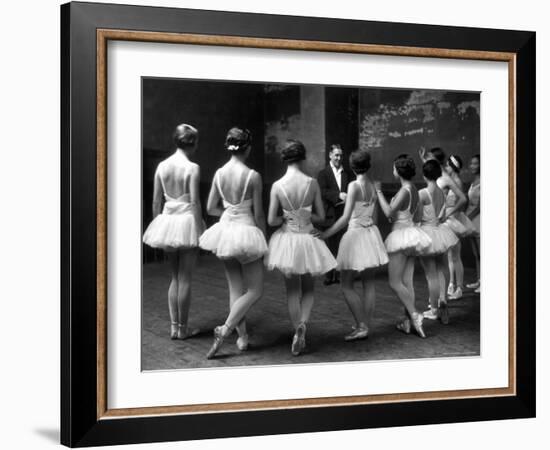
[317, 144, 354, 285]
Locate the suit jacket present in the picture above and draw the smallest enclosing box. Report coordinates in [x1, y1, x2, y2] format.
[317, 165, 354, 226]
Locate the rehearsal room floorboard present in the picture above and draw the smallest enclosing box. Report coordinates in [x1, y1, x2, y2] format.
[142, 254, 480, 370]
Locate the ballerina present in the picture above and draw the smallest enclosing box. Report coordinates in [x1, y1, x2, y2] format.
[199, 127, 268, 359]
[265, 139, 337, 356]
[465, 154, 481, 293]
[375, 154, 431, 338]
[417, 160, 459, 324]
[320, 149, 388, 341]
[142, 123, 204, 340]
[418, 147, 469, 301]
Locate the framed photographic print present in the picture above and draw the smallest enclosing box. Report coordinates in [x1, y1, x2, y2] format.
[61, 1, 535, 447]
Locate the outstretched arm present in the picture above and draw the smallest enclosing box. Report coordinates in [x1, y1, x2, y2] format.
[251, 172, 266, 235]
[444, 177, 467, 216]
[206, 172, 224, 217]
[189, 165, 203, 227]
[267, 183, 283, 227]
[310, 180, 326, 225]
[321, 182, 357, 240]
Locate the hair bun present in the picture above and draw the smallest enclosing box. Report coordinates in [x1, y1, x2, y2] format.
[281, 139, 306, 163]
[225, 127, 252, 152]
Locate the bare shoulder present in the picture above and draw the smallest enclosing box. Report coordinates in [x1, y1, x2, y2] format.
[249, 169, 262, 185]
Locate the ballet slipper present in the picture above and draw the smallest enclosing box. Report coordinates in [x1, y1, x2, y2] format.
[206, 325, 230, 359]
[170, 322, 179, 340]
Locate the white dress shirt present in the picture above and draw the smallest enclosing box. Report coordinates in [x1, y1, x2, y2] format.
[330, 162, 343, 191]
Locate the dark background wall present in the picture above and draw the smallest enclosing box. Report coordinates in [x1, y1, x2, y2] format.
[142, 79, 480, 264]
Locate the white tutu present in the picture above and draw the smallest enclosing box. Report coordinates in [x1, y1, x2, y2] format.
[143, 202, 204, 251]
[337, 226, 388, 271]
[199, 221, 267, 264]
[444, 213, 475, 237]
[418, 224, 459, 255]
[385, 225, 432, 256]
[265, 228, 337, 276]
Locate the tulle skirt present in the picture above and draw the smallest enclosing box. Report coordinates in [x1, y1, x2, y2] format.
[199, 221, 268, 264]
[385, 225, 432, 256]
[265, 230, 337, 276]
[143, 213, 204, 251]
[418, 224, 459, 256]
[337, 226, 389, 271]
[444, 212, 475, 238]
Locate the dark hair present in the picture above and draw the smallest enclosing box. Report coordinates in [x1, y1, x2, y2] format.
[429, 147, 446, 165]
[225, 127, 252, 154]
[423, 159, 442, 181]
[447, 154, 463, 173]
[394, 154, 416, 180]
[349, 149, 371, 174]
[172, 123, 198, 149]
[281, 139, 306, 163]
[330, 144, 342, 153]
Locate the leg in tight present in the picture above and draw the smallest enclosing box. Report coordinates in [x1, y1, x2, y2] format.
[447, 248, 456, 287]
[403, 256, 416, 308]
[223, 258, 264, 331]
[299, 274, 315, 324]
[449, 241, 464, 288]
[420, 257, 439, 310]
[223, 258, 247, 338]
[361, 269, 376, 325]
[471, 236, 480, 282]
[167, 251, 179, 336]
[175, 248, 198, 336]
[436, 254, 447, 302]
[388, 252, 416, 317]
[285, 275, 302, 329]
[340, 270, 367, 328]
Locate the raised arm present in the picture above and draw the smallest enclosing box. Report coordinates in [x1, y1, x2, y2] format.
[251, 172, 266, 235]
[374, 181, 408, 221]
[206, 171, 224, 217]
[267, 183, 283, 228]
[310, 179, 326, 225]
[321, 182, 357, 240]
[151, 168, 164, 218]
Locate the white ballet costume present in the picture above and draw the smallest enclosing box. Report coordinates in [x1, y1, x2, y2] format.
[466, 181, 480, 237]
[443, 188, 475, 237]
[384, 185, 432, 255]
[336, 182, 388, 271]
[265, 178, 337, 276]
[199, 170, 268, 264]
[142, 175, 204, 251]
[417, 189, 459, 256]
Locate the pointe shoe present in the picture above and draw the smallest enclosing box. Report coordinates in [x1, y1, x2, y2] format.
[448, 286, 463, 300]
[177, 324, 200, 340]
[411, 312, 426, 338]
[439, 300, 449, 325]
[291, 323, 307, 356]
[474, 285, 481, 294]
[344, 326, 369, 341]
[236, 334, 249, 351]
[422, 308, 439, 321]
[396, 317, 411, 334]
[170, 322, 178, 340]
[206, 326, 227, 359]
[466, 280, 480, 289]
[447, 283, 456, 296]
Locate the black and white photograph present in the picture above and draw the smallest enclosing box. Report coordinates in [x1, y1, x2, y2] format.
[141, 78, 482, 370]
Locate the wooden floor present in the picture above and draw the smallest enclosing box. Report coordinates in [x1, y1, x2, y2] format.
[142, 254, 480, 370]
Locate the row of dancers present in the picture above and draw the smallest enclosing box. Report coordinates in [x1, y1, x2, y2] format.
[143, 124, 480, 359]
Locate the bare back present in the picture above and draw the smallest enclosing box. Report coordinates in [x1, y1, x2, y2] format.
[276, 172, 317, 211]
[216, 161, 255, 204]
[156, 152, 197, 199]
